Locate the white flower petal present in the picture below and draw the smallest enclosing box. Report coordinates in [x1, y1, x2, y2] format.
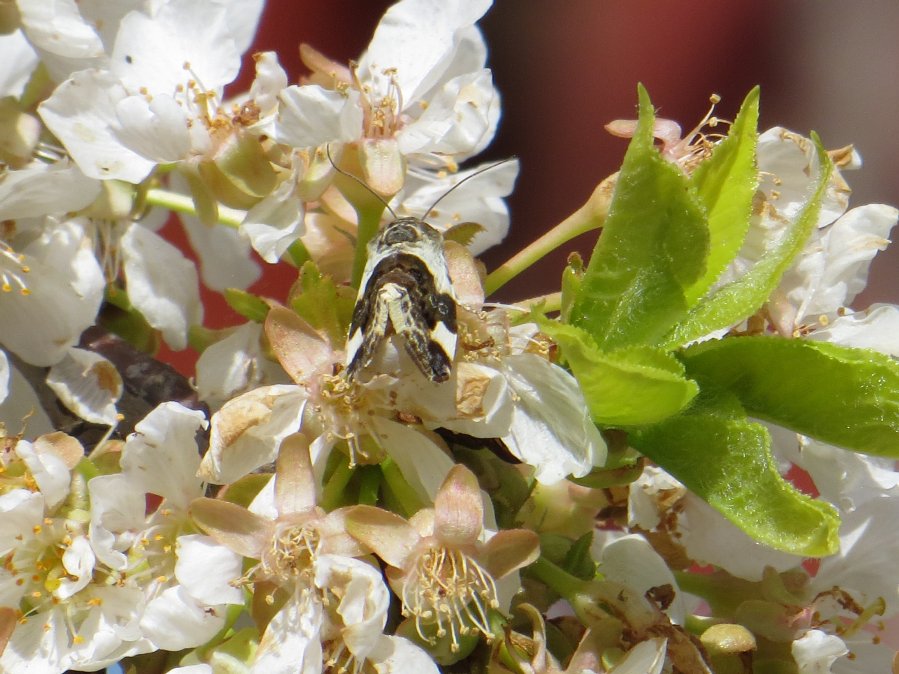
[369, 416, 454, 501]
[114, 94, 193, 163]
[0, 160, 100, 220]
[241, 177, 306, 263]
[608, 637, 667, 674]
[178, 211, 261, 290]
[141, 585, 226, 651]
[0, 607, 70, 673]
[274, 85, 363, 148]
[501, 354, 605, 483]
[57, 536, 95, 599]
[221, 0, 265, 55]
[0, 30, 39, 98]
[196, 322, 288, 410]
[169, 666, 213, 674]
[175, 534, 244, 606]
[17, 0, 104, 61]
[0, 221, 104, 366]
[811, 489, 899, 616]
[39, 69, 156, 182]
[122, 402, 207, 511]
[810, 304, 899, 356]
[0, 490, 44, 556]
[0, 350, 8, 404]
[15, 439, 71, 509]
[201, 384, 306, 483]
[438, 361, 512, 437]
[253, 591, 323, 674]
[628, 466, 801, 580]
[792, 630, 847, 673]
[46, 347, 122, 426]
[167, 172, 261, 291]
[360, 0, 491, 104]
[88, 473, 146, 570]
[369, 634, 439, 674]
[314, 555, 389, 660]
[121, 223, 203, 350]
[0, 363, 53, 435]
[757, 127, 848, 226]
[399, 158, 518, 254]
[248, 51, 289, 122]
[778, 204, 897, 325]
[398, 69, 498, 159]
[110, 0, 252, 95]
[596, 534, 686, 625]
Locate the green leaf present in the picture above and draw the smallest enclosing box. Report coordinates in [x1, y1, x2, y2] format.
[684, 87, 760, 305]
[631, 394, 839, 557]
[224, 288, 270, 323]
[569, 84, 709, 349]
[289, 261, 356, 345]
[681, 336, 899, 457]
[663, 133, 833, 348]
[541, 321, 698, 426]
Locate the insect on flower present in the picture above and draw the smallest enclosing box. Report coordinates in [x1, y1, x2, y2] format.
[331, 150, 513, 383]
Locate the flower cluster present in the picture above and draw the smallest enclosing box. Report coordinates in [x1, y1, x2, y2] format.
[0, 1, 896, 673]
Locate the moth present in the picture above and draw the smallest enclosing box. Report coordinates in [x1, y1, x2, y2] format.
[345, 216, 457, 383]
[333, 150, 514, 384]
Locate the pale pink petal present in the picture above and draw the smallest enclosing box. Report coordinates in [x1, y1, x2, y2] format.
[433, 465, 483, 546]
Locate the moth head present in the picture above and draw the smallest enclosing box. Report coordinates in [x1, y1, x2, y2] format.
[372, 217, 443, 253]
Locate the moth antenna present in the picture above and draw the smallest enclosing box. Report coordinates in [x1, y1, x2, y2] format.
[326, 144, 399, 220]
[424, 156, 517, 220]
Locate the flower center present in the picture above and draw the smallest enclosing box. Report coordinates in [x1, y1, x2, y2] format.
[262, 522, 320, 586]
[2, 518, 103, 634]
[318, 375, 384, 467]
[402, 545, 499, 652]
[351, 63, 403, 140]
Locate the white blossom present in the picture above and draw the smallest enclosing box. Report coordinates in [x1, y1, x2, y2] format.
[39, 0, 265, 182]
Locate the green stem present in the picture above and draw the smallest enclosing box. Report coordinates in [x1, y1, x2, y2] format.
[357, 465, 381, 505]
[512, 291, 561, 314]
[145, 187, 246, 229]
[320, 458, 355, 511]
[352, 206, 386, 287]
[379, 459, 424, 518]
[528, 556, 591, 602]
[484, 179, 612, 295]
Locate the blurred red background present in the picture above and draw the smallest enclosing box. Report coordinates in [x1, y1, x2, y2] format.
[163, 1, 899, 370]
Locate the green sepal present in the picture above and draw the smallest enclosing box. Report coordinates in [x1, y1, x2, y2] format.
[541, 321, 698, 426]
[443, 221, 485, 247]
[563, 531, 598, 581]
[223, 288, 270, 323]
[560, 252, 584, 323]
[197, 133, 277, 209]
[289, 261, 356, 346]
[684, 87, 760, 304]
[630, 393, 840, 557]
[569, 84, 709, 349]
[681, 336, 899, 457]
[286, 238, 311, 268]
[569, 460, 644, 489]
[663, 132, 833, 348]
[215, 473, 271, 508]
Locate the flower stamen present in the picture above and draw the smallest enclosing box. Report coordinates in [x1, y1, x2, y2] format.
[403, 546, 498, 650]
